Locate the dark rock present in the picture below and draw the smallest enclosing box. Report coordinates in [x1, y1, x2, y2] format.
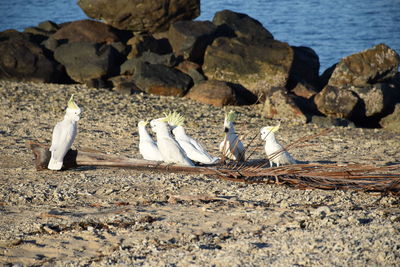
[109, 75, 142, 95]
[380, 103, 400, 132]
[203, 37, 293, 99]
[54, 42, 120, 83]
[350, 83, 396, 117]
[0, 32, 64, 83]
[132, 62, 192, 96]
[176, 60, 206, 85]
[24, 20, 60, 37]
[77, 0, 200, 32]
[121, 52, 179, 75]
[326, 44, 400, 87]
[287, 46, 320, 90]
[85, 78, 111, 88]
[212, 10, 273, 43]
[52, 20, 121, 44]
[185, 80, 237, 107]
[42, 37, 61, 52]
[314, 85, 360, 118]
[261, 87, 308, 123]
[127, 33, 172, 59]
[168, 20, 217, 63]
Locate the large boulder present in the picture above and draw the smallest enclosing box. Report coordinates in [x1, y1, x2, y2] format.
[127, 33, 172, 59]
[0, 31, 64, 83]
[77, 0, 200, 32]
[261, 87, 308, 122]
[203, 37, 293, 99]
[132, 61, 192, 96]
[327, 43, 400, 88]
[52, 20, 122, 43]
[185, 80, 238, 107]
[121, 51, 179, 75]
[54, 42, 120, 83]
[314, 85, 359, 118]
[212, 10, 273, 43]
[168, 20, 217, 63]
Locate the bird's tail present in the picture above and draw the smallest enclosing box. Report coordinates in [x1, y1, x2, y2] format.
[48, 157, 63, 170]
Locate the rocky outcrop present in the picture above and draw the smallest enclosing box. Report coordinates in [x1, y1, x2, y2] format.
[132, 62, 192, 96]
[315, 44, 400, 126]
[0, 31, 64, 83]
[168, 20, 217, 63]
[127, 33, 172, 59]
[77, 0, 200, 32]
[121, 52, 179, 75]
[327, 44, 400, 88]
[212, 9, 273, 43]
[54, 42, 120, 83]
[203, 37, 293, 99]
[52, 20, 122, 44]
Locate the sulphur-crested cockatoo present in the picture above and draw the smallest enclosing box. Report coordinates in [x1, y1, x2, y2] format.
[48, 95, 81, 170]
[166, 112, 219, 164]
[260, 123, 297, 167]
[150, 118, 194, 166]
[138, 120, 163, 161]
[219, 110, 245, 161]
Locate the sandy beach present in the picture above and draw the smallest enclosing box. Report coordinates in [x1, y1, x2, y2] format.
[0, 80, 399, 266]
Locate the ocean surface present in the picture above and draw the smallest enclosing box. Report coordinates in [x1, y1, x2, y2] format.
[1, 0, 399, 73]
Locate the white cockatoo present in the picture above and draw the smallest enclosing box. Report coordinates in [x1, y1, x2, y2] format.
[260, 123, 297, 167]
[150, 118, 194, 166]
[219, 110, 245, 161]
[48, 94, 81, 170]
[138, 120, 163, 161]
[166, 112, 219, 164]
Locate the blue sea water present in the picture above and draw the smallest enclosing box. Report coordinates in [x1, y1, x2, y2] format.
[0, 0, 399, 73]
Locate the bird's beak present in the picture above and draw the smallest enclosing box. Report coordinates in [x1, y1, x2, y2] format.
[224, 127, 229, 133]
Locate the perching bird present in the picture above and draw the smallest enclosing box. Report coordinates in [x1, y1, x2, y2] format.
[48, 95, 81, 170]
[260, 123, 297, 167]
[166, 112, 219, 164]
[150, 118, 194, 166]
[219, 110, 245, 161]
[138, 120, 163, 161]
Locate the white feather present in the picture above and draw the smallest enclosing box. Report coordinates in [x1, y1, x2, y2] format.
[219, 120, 245, 161]
[48, 105, 80, 170]
[172, 126, 219, 164]
[260, 126, 297, 167]
[151, 119, 194, 166]
[138, 121, 163, 161]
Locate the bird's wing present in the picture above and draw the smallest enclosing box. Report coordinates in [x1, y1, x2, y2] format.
[49, 121, 75, 161]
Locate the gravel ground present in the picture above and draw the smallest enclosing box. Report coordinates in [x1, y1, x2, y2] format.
[0, 81, 399, 266]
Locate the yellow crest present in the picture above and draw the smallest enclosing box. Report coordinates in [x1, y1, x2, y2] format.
[67, 94, 79, 110]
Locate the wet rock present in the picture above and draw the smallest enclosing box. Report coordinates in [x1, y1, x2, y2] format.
[380, 104, 400, 132]
[127, 33, 172, 59]
[314, 85, 360, 118]
[0, 31, 64, 83]
[261, 87, 308, 122]
[203, 37, 293, 99]
[132, 61, 192, 96]
[77, 0, 200, 32]
[54, 42, 120, 83]
[185, 80, 237, 107]
[212, 9, 273, 43]
[326, 43, 400, 88]
[52, 19, 121, 44]
[176, 60, 206, 85]
[287, 46, 321, 90]
[168, 20, 217, 63]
